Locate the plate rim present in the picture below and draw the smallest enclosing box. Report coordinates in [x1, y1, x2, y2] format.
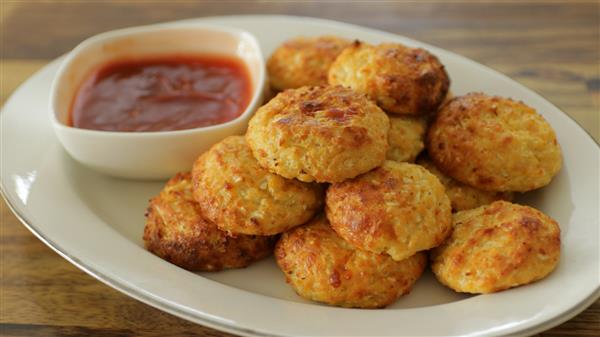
[4, 191, 598, 337]
[2, 14, 599, 337]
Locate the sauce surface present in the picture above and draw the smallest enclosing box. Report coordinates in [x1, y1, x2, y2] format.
[70, 55, 252, 132]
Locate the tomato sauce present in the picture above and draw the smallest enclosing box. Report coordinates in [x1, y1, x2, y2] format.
[70, 55, 252, 132]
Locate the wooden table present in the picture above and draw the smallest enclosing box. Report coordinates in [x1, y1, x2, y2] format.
[1, 1, 598, 336]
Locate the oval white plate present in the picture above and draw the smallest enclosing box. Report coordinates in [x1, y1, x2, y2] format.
[1, 15, 599, 337]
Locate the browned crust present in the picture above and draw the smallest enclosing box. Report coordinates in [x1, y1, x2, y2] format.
[143, 173, 275, 271]
[328, 42, 450, 115]
[427, 93, 562, 192]
[246, 85, 389, 183]
[431, 201, 561, 293]
[275, 215, 427, 308]
[326, 161, 452, 261]
[376, 45, 450, 114]
[191, 136, 324, 235]
[267, 35, 352, 91]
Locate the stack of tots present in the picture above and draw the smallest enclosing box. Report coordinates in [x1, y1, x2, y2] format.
[144, 35, 563, 308]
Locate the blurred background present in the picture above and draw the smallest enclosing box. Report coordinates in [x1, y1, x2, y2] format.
[2, 0, 598, 142]
[1, 1, 598, 337]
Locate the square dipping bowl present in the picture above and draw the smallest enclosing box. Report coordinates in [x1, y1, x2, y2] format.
[50, 23, 266, 179]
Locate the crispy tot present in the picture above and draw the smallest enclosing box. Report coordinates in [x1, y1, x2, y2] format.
[192, 136, 323, 235]
[329, 41, 449, 115]
[143, 173, 274, 271]
[276, 215, 426, 308]
[246, 85, 389, 183]
[427, 93, 562, 192]
[326, 161, 452, 261]
[268, 36, 351, 91]
[431, 201, 561, 293]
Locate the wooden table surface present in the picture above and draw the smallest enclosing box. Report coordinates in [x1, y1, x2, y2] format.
[1, 1, 598, 336]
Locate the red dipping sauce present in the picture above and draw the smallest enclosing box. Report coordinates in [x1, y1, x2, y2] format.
[70, 55, 252, 132]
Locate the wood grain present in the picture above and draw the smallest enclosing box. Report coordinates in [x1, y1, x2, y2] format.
[1, 1, 597, 141]
[1, 1, 598, 337]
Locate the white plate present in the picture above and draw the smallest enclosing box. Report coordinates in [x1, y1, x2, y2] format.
[2, 15, 599, 337]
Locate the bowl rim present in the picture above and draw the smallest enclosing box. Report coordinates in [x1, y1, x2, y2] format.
[48, 22, 266, 138]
